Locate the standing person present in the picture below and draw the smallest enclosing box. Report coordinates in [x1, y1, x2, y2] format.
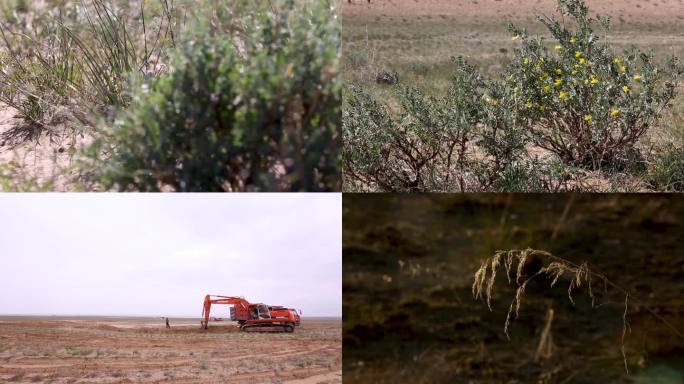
[165, 317, 170, 329]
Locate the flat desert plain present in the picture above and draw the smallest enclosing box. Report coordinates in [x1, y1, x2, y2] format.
[343, 0, 684, 80]
[0, 317, 341, 384]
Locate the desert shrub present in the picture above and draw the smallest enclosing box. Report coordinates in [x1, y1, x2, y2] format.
[344, 57, 586, 192]
[506, 0, 680, 170]
[343, 59, 482, 192]
[646, 144, 684, 191]
[84, 0, 340, 191]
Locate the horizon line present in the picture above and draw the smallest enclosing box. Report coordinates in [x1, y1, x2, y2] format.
[0, 313, 341, 318]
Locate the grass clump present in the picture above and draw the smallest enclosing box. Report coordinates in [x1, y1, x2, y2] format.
[0, 0, 177, 137]
[645, 144, 684, 191]
[7, 373, 25, 382]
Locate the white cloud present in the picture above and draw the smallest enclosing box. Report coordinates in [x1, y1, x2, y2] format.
[0, 194, 341, 317]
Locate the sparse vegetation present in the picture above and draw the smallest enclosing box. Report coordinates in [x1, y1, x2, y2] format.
[343, 0, 683, 192]
[0, 318, 341, 383]
[7, 373, 24, 382]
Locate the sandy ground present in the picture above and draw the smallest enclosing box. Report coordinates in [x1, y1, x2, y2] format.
[0, 317, 341, 384]
[0, 105, 84, 191]
[342, 0, 684, 20]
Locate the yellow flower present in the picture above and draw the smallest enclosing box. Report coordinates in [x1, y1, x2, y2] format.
[570, 37, 577, 44]
[610, 109, 620, 118]
[526, 101, 534, 109]
[555, 69, 563, 75]
[584, 114, 593, 122]
[633, 75, 642, 81]
[623, 85, 630, 93]
[554, 78, 563, 87]
[484, 96, 499, 106]
[513, 86, 519, 93]
[523, 58, 529, 65]
[543, 85, 552, 93]
[590, 76, 599, 85]
[584, 79, 589, 85]
[575, 51, 583, 58]
[571, 70, 578, 75]
[559, 91, 569, 101]
[539, 105, 546, 112]
[512, 35, 520, 41]
[619, 66, 627, 73]
[578, 58, 586, 65]
[554, 45, 562, 51]
[614, 57, 622, 64]
[587, 60, 593, 66]
[540, 72, 549, 80]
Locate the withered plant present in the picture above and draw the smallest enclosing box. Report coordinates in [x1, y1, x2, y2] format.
[473, 249, 633, 372]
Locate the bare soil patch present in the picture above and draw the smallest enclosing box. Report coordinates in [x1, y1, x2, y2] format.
[342, 0, 684, 22]
[0, 317, 341, 383]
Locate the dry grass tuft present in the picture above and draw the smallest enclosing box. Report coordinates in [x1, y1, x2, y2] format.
[472, 248, 631, 370]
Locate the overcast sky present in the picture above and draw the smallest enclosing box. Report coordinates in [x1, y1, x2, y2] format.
[0, 194, 341, 318]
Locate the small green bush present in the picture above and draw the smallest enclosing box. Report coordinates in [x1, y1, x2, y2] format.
[85, 0, 340, 191]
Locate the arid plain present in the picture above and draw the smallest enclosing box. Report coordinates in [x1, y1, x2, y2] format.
[0, 317, 341, 383]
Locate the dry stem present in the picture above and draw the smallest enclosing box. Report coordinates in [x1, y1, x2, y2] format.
[473, 249, 627, 370]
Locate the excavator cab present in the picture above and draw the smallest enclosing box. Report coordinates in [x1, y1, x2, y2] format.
[257, 304, 271, 319]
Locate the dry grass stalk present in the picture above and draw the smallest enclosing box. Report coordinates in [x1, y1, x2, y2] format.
[472, 248, 631, 371]
[534, 308, 554, 363]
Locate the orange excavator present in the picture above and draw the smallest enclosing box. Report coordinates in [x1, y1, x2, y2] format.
[201, 295, 301, 333]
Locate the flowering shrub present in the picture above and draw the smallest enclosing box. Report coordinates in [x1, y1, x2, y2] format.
[507, 0, 680, 169]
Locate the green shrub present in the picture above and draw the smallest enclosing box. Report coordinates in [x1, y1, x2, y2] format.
[343, 58, 567, 192]
[85, 0, 340, 191]
[506, 0, 680, 169]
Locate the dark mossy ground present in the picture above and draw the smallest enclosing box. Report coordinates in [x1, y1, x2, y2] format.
[343, 194, 684, 384]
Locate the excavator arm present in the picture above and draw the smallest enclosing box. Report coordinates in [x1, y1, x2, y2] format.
[201, 295, 250, 329]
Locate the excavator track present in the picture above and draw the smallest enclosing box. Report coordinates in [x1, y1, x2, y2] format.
[241, 323, 295, 333]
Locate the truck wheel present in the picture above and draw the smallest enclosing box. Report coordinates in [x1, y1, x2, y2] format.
[284, 325, 294, 333]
